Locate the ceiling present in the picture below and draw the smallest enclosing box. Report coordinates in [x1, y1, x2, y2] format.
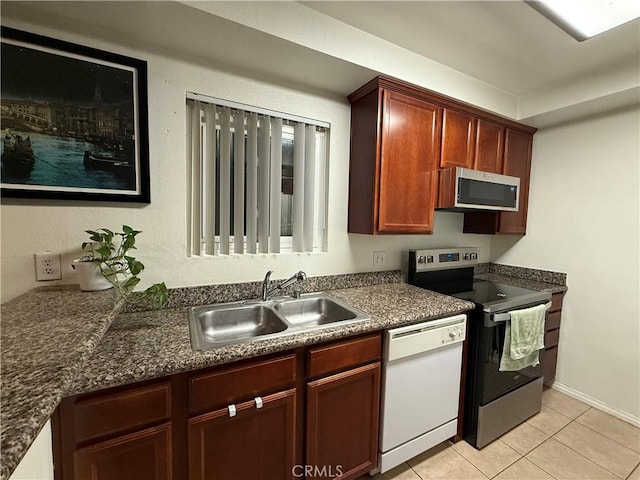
[302, 1, 640, 97]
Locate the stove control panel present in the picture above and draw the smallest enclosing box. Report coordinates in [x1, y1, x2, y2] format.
[410, 247, 479, 271]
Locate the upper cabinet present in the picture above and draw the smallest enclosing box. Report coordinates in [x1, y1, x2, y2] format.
[474, 119, 505, 174]
[463, 128, 533, 235]
[441, 108, 476, 169]
[348, 76, 536, 235]
[348, 79, 442, 234]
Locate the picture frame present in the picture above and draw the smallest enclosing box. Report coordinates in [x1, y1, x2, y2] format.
[0, 26, 150, 203]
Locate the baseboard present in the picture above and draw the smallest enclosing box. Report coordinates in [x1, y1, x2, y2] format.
[551, 381, 640, 428]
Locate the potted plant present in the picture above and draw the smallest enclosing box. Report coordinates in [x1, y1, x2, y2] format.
[72, 225, 168, 308]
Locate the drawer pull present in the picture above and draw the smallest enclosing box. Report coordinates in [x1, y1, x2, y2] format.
[228, 404, 237, 417]
[254, 397, 263, 409]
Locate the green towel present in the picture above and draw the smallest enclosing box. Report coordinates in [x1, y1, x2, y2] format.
[499, 303, 546, 372]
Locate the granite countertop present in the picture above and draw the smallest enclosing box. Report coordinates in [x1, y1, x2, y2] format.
[68, 283, 475, 395]
[0, 286, 121, 480]
[474, 272, 567, 294]
[0, 265, 566, 479]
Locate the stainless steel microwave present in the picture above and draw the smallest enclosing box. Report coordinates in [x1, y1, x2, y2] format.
[440, 167, 520, 212]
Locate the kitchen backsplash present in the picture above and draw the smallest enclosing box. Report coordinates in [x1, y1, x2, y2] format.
[475, 263, 566, 285]
[125, 270, 402, 312]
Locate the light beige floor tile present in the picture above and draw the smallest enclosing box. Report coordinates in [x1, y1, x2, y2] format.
[527, 404, 572, 435]
[372, 462, 421, 480]
[494, 458, 554, 480]
[554, 421, 640, 478]
[526, 438, 618, 479]
[408, 442, 488, 479]
[542, 388, 590, 419]
[451, 440, 520, 478]
[628, 465, 640, 480]
[576, 408, 640, 453]
[500, 422, 549, 455]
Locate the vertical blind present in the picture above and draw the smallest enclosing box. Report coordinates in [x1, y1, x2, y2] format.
[187, 93, 328, 256]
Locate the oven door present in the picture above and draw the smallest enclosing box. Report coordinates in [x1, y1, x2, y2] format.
[477, 313, 542, 405]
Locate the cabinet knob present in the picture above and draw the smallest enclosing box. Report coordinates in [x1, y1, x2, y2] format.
[254, 397, 263, 409]
[228, 404, 237, 417]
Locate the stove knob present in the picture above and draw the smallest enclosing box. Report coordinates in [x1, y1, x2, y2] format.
[426, 255, 434, 263]
[463, 253, 470, 260]
[418, 255, 426, 264]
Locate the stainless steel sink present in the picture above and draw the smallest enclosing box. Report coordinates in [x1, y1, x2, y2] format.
[190, 303, 288, 349]
[188, 293, 370, 350]
[274, 296, 359, 327]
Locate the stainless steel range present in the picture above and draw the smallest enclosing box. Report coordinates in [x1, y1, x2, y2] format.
[407, 247, 552, 449]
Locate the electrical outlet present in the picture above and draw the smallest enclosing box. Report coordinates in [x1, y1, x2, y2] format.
[35, 252, 62, 281]
[373, 251, 386, 267]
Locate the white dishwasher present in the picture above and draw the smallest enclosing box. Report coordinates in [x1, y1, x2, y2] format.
[377, 314, 466, 474]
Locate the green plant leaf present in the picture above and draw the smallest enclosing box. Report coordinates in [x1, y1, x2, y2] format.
[123, 276, 141, 288]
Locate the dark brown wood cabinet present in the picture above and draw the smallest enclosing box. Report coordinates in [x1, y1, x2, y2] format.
[53, 380, 177, 480]
[349, 75, 536, 235]
[307, 363, 381, 480]
[474, 118, 504, 173]
[441, 108, 476, 169]
[74, 423, 172, 480]
[54, 333, 383, 480]
[542, 292, 565, 384]
[305, 334, 381, 480]
[463, 128, 534, 235]
[348, 79, 442, 234]
[188, 389, 297, 480]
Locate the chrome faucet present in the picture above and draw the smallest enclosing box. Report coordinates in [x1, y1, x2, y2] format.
[262, 270, 307, 301]
[262, 270, 273, 301]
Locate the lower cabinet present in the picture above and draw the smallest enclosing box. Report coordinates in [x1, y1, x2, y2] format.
[188, 389, 296, 480]
[541, 292, 565, 384]
[307, 363, 381, 480]
[74, 423, 172, 480]
[53, 332, 382, 480]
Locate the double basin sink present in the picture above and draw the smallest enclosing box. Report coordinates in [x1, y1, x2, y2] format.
[189, 293, 370, 350]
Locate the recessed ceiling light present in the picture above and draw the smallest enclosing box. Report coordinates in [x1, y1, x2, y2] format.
[525, 0, 640, 41]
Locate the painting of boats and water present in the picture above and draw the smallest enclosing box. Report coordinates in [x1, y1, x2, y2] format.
[1, 30, 147, 199]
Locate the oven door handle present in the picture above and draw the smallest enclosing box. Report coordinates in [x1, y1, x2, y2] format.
[489, 301, 552, 323]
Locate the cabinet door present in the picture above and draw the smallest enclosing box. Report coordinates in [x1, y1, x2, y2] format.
[441, 108, 476, 169]
[378, 90, 441, 234]
[188, 389, 296, 480]
[498, 129, 533, 234]
[474, 118, 505, 173]
[74, 423, 172, 480]
[307, 362, 381, 480]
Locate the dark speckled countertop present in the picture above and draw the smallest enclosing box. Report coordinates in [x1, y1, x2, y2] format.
[0, 286, 121, 480]
[0, 264, 566, 480]
[68, 283, 474, 395]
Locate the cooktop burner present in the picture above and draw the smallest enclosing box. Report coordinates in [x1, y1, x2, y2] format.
[451, 280, 550, 313]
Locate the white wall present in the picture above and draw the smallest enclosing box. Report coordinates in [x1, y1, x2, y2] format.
[0, 13, 492, 304]
[492, 106, 640, 421]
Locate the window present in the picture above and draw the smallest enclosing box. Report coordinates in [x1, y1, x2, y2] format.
[186, 93, 329, 256]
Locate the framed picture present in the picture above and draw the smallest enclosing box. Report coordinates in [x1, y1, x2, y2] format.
[0, 26, 150, 202]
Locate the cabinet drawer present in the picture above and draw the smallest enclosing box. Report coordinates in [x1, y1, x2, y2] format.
[189, 354, 296, 414]
[307, 333, 381, 379]
[550, 292, 565, 312]
[544, 328, 560, 348]
[546, 310, 561, 331]
[74, 382, 171, 444]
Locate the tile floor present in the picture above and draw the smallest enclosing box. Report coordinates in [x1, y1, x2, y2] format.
[359, 388, 640, 480]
